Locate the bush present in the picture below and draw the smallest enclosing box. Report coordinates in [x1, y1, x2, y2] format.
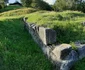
[21, 0, 32, 7]
[31, 0, 53, 11]
[77, 2, 85, 13]
[0, 3, 5, 9]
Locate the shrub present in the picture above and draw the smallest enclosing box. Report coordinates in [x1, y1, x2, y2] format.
[77, 2, 85, 13]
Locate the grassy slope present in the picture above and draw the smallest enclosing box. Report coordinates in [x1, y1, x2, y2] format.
[0, 8, 37, 17]
[0, 6, 53, 70]
[27, 11, 85, 43]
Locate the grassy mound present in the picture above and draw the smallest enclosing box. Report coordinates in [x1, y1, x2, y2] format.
[0, 17, 53, 70]
[27, 11, 85, 43]
[0, 8, 37, 17]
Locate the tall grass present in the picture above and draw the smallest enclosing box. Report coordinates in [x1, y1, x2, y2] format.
[27, 11, 85, 43]
[0, 17, 53, 70]
[0, 8, 37, 17]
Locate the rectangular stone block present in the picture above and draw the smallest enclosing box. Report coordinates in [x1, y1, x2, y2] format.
[39, 27, 56, 45]
[52, 44, 71, 60]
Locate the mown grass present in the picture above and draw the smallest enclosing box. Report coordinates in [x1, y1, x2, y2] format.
[27, 11, 85, 43]
[0, 5, 22, 13]
[0, 17, 53, 70]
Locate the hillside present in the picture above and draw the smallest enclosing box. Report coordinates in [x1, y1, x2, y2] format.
[0, 8, 37, 17]
[0, 6, 53, 70]
[0, 5, 85, 70]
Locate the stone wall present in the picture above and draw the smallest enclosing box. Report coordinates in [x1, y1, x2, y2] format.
[23, 17, 85, 70]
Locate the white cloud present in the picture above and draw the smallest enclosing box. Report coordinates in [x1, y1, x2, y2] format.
[43, 0, 56, 5]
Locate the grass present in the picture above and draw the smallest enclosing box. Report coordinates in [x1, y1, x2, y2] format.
[0, 17, 53, 70]
[26, 11, 85, 43]
[0, 5, 22, 13]
[71, 58, 85, 70]
[0, 8, 37, 17]
[1, 5, 85, 70]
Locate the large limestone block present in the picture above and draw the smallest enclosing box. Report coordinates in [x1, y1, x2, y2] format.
[52, 44, 72, 60]
[39, 27, 56, 45]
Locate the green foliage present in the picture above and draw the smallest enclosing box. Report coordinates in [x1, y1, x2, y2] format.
[53, 0, 85, 12]
[21, 0, 53, 11]
[0, 2, 5, 9]
[70, 42, 77, 50]
[21, 0, 32, 7]
[77, 2, 85, 13]
[54, 0, 77, 11]
[31, 0, 53, 10]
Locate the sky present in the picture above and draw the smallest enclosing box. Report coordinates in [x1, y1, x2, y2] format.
[9, 0, 21, 3]
[43, 0, 56, 5]
[9, 0, 56, 5]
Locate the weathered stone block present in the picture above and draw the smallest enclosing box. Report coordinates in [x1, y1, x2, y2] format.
[78, 45, 85, 59]
[39, 27, 56, 45]
[60, 50, 78, 70]
[52, 44, 72, 60]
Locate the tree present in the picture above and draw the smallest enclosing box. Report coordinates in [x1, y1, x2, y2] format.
[54, 0, 77, 11]
[31, 0, 53, 10]
[76, 0, 85, 13]
[4, 0, 9, 3]
[21, 0, 32, 7]
[0, 0, 5, 9]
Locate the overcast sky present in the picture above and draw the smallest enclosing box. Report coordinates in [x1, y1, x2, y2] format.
[9, 0, 56, 5]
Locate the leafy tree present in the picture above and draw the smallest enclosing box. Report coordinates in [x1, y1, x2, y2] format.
[0, 0, 5, 9]
[31, 0, 53, 10]
[54, 0, 77, 11]
[76, 1, 85, 13]
[21, 0, 32, 7]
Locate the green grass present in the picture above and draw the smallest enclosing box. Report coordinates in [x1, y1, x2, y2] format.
[0, 5, 22, 13]
[26, 10, 85, 70]
[26, 10, 85, 43]
[1, 5, 85, 70]
[71, 58, 85, 70]
[0, 17, 53, 70]
[0, 5, 53, 70]
[0, 8, 37, 17]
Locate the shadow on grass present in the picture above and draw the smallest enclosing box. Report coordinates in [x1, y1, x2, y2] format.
[53, 22, 85, 43]
[0, 18, 53, 70]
